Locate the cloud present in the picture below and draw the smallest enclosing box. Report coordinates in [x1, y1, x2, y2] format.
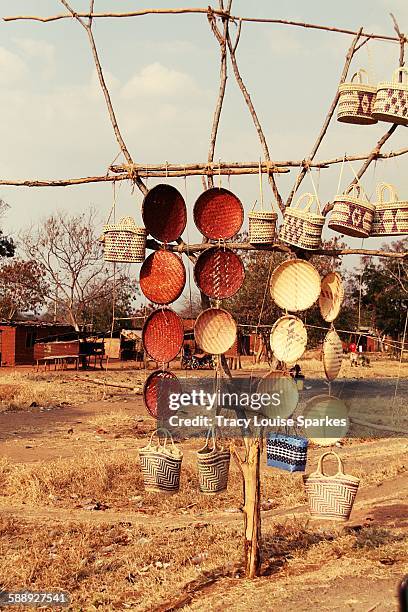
[13, 38, 55, 79]
[121, 62, 200, 99]
[0, 47, 27, 85]
[264, 29, 304, 56]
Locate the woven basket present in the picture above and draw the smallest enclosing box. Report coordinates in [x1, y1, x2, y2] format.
[197, 430, 230, 495]
[279, 193, 325, 250]
[319, 272, 344, 323]
[322, 329, 343, 382]
[303, 451, 360, 521]
[194, 308, 237, 355]
[143, 370, 181, 419]
[257, 370, 299, 418]
[303, 395, 349, 446]
[373, 67, 408, 126]
[139, 428, 183, 493]
[142, 184, 187, 243]
[248, 210, 278, 244]
[102, 217, 146, 263]
[337, 69, 377, 125]
[193, 188, 244, 240]
[142, 308, 184, 364]
[194, 247, 245, 299]
[270, 315, 307, 364]
[328, 184, 375, 238]
[270, 259, 321, 312]
[371, 182, 408, 236]
[140, 251, 186, 305]
[267, 433, 308, 473]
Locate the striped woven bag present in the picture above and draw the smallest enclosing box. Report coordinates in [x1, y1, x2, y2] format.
[279, 193, 325, 250]
[371, 182, 408, 236]
[139, 429, 183, 494]
[267, 433, 308, 473]
[197, 429, 230, 495]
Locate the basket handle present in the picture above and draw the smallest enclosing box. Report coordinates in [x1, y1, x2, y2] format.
[376, 182, 399, 203]
[344, 184, 361, 198]
[316, 451, 345, 477]
[146, 428, 176, 451]
[393, 67, 408, 84]
[199, 427, 223, 452]
[350, 69, 369, 84]
[293, 192, 320, 214]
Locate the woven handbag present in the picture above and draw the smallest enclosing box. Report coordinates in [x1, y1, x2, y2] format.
[279, 193, 325, 250]
[337, 69, 377, 125]
[371, 182, 408, 237]
[267, 432, 308, 473]
[139, 428, 183, 493]
[102, 217, 146, 263]
[197, 430, 230, 495]
[373, 67, 408, 126]
[303, 451, 360, 521]
[328, 185, 375, 238]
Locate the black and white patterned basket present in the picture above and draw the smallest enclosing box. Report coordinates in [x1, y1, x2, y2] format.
[139, 429, 183, 494]
[267, 433, 308, 473]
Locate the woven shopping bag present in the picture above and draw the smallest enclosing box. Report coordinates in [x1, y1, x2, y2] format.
[337, 69, 377, 125]
[197, 429, 230, 495]
[328, 185, 375, 238]
[267, 432, 308, 473]
[303, 451, 360, 521]
[371, 182, 408, 237]
[139, 428, 183, 493]
[373, 67, 408, 126]
[279, 193, 325, 250]
[101, 216, 146, 263]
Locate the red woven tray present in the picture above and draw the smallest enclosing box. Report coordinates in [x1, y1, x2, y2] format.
[143, 370, 181, 419]
[193, 188, 244, 240]
[142, 184, 187, 243]
[140, 251, 186, 305]
[142, 308, 184, 363]
[194, 247, 245, 299]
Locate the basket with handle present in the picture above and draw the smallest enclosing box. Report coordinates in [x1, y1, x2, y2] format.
[101, 216, 146, 263]
[372, 67, 408, 126]
[303, 451, 360, 521]
[328, 184, 375, 238]
[196, 429, 230, 495]
[371, 182, 408, 236]
[267, 432, 308, 473]
[139, 428, 183, 493]
[279, 193, 325, 250]
[337, 69, 377, 125]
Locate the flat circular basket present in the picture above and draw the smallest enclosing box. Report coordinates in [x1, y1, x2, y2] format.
[303, 395, 349, 446]
[322, 329, 343, 381]
[270, 315, 307, 364]
[142, 184, 187, 243]
[140, 251, 186, 305]
[194, 247, 245, 299]
[270, 260, 321, 312]
[193, 188, 244, 240]
[319, 272, 344, 323]
[143, 370, 181, 419]
[257, 370, 299, 418]
[194, 308, 237, 355]
[142, 308, 184, 363]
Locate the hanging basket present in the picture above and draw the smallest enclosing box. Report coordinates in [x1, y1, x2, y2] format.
[142, 309, 184, 363]
[267, 433, 308, 473]
[372, 67, 408, 126]
[140, 251, 186, 305]
[139, 428, 183, 493]
[328, 184, 375, 238]
[303, 395, 349, 446]
[337, 69, 378, 125]
[371, 182, 408, 237]
[322, 329, 343, 382]
[279, 193, 325, 250]
[270, 315, 308, 364]
[196, 430, 230, 495]
[194, 308, 237, 355]
[193, 188, 244, 240]
[143, 370, 181, 419]
[319, 272, 344, 323]
[102, 217, 146, 263]
[248, 210, 278, 244]
[194, 247, 245, 299]
[270, 259, 321, 312]
[142, 184, 187, 243]
[257, 371, 299, 418]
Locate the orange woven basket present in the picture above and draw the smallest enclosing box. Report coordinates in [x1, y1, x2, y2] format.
[194, 308, 237, 355]
[140, 251, 186, 305]
[193, 188, 244, 240]
[194, 247, 245, 299]
[143, 370, 181, 419]
[142, 308, 184, 363]
[142, 184, 187, 243]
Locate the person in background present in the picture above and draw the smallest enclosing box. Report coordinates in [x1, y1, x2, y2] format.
[349, 341, 358, 367]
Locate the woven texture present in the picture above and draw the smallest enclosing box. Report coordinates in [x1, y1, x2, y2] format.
[140, 251, 186, 305]
[102, 217, 146, 263]
[373, 68, 408, 126]
[139, 429, 183, 493]
[257, 371, 299, 418]
[304, 395, 349, 446]
[337, 70, 377, 125]
[267, 433, 308, 473]
[197, 434, 230, 495]
[303, 451, 360, 521]
[194, 247, 245, 299]
[270, 316, 308, 364]
[194, 308, 237, 355]
[319, 272, 344, 323]
[270, 259, 321, 312]
[143, 370, 181, 419]
[328, 185, 374, 238]
[142, 184, 187, 243]
[248, 210, 278, 244]
[142, 309, 184, 363]
[371, 182, 408, 236]
[279, 193, 325, 250]
[323, 329, 343, 382]
[193, 188, 244, 240]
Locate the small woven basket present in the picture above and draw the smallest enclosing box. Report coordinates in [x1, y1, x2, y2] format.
[267, 433, 308, 473]
[248, 209, 278, 244]
[140, 251, 186, 305]
[197, 430, 230, 495]
[194, 247, 245, 299]
[337, 69, 377, 125]
[270, 315, 308, 364]
[319, 272, 344, 323]
[139, 428, 183, 494]
[193, 188, 244, 240]
[194, 308, 237, 355]
[142, 184, 187, 243]
[322, 329, 343, 382]
[372, 67, 408, 126]
[102, 217, 146, 263]
[328, 184, 375, 238]
[143, 370, 181, 419]
[142, 308, 184, 364]
[371, 182, 408, 236]
[270, 259, 321, 313]
[279, 193, 325, 250]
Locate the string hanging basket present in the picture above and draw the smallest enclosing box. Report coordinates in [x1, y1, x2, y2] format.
[142, 308, 184, 363]
[319, 272, 344, 323]
[328, 184, 375, 238]
[102, 217, 146, 263]
[303, 395, 349, 447]
[194, 247, 245, 299]
[371, 182, 408, 237]
[270, 259, 321, 312]
[337, 69, 378, 125]
[142, 184, 187, 243]
[270, 315, 308, 364]
[193, 188, 244, 240]
[248, 200, 278, 245]
[267, 433, 308, 473]
[194, 308, 237, 355]
[257, 371, 299, 418]
[279, 193, 325, 250]
[196, 430, 230, 495]
[143, 370, 181, 419]
[322, 329, 343, 382]
[372, 67, 408, 126]
[139, 428, 183, 493]
[140, 251, 186, 305]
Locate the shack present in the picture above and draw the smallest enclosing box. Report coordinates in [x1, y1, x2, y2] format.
[0, 321, 75, 366]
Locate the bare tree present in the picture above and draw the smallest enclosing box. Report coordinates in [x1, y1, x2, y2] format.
[0, 259, 49, 320]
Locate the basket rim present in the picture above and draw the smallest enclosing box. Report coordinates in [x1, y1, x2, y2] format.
[248, 210, 278, 220]
[333, 196, 375, 211]
[376, 81, 408, 92]
[284, 208, 325, 223]
[338, 83, 377, 93]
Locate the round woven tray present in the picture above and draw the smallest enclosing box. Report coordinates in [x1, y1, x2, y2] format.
[270, 315, 307, 364]
[140, 251, 186, 305]
[322, 330, 343, 381]
[319, 272, 344, 323]
[194, 308, 237, 355]
[270, 260, 321, 312]
[194, 247, 245, 299]
[143, 370, 181, 419]
[142, 308, 184, 363]
[303, 395, 349, 446]
[257, 370, 299, 418]
[142, 184, 187, 243]
[193, 188, 244, 240]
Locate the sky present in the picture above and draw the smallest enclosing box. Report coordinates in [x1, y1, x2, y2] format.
[0, 0, 407, 271]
